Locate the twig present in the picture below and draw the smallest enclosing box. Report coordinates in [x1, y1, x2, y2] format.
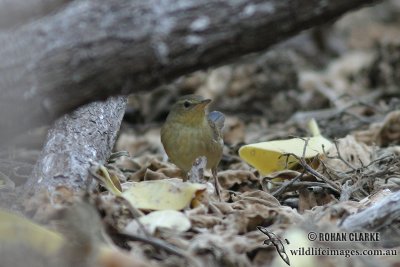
[271, 171, 305, 197]
[322, 140, 399, 199]
[115, 231, 201, 267]
[115, 196, 150, 239]
[339, 180, 354, 201]
[303, 160, 341, 191]
[274, 180, 340, 195]
[270, 137, 311, 196]
[285, 150, 342, 194]
[328, 140, 357, 171]
[271, 138, 342, 196]
[318, 159, 337, 181]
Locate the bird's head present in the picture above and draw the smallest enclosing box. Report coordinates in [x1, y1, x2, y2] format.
[166, 95, 211, 125]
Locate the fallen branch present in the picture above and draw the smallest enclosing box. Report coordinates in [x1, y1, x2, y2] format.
[24, 96, 126, 195]
[340, 191, 400, 231]
[0, 0, 380, 144]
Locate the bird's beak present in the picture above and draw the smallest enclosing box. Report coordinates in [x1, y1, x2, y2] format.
[198, 99, 211, 108]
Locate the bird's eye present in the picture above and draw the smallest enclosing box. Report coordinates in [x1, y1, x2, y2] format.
[183, 101, 191, 108]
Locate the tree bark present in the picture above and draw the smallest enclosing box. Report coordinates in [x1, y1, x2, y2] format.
[0, 0, 380, 145]
[24, 96, 127, 194]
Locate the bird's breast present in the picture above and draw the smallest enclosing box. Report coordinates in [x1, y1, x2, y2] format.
[161, 121, 223, 172]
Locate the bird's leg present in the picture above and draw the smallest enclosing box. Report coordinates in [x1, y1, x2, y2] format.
[212, 168, 222, 201]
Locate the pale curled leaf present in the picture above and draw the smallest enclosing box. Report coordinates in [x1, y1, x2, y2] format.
[95, 165, 122, 196]
[271, 228, 316, 267]
[137, 210, 191, 234]
[308, 118, 320, 136]
[122, 178, 207, 210]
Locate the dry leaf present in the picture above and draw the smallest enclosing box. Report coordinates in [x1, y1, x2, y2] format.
[323, 135, 373, 175]
[354, 110, 400, 146]
[189, 233, 253, 266]
[143, 168, 169, 181]
[217, 170, 259, 189]
[189, 214, 223, 229]
[232, 190, 281, 208]
[122, 179, 207, 210]
[298, 187, 336, 213]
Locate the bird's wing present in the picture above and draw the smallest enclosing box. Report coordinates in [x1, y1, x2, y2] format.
[208, 111, 225, 131]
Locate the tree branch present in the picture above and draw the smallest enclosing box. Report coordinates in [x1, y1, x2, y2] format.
[24, 96, 127, 194]
[341, 191, 400, 231]
[0, 0, 380, 145]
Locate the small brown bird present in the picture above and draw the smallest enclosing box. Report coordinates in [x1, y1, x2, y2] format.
[161, 95, 224, 198]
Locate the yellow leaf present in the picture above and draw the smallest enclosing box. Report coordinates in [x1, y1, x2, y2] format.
[0, 210, 64, 255]
[122, 178, 207, 210]
[239, 119, 332, 175]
